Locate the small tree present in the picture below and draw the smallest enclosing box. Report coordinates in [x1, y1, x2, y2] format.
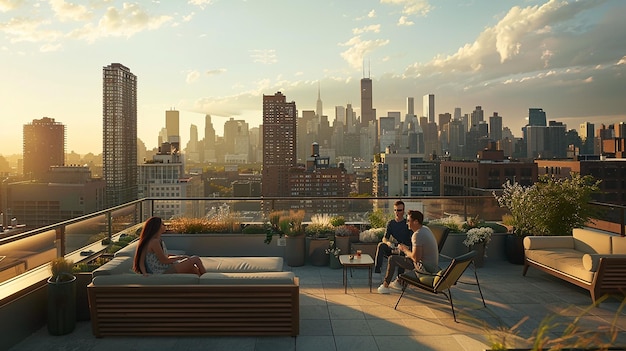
[494, 173, 601, 236]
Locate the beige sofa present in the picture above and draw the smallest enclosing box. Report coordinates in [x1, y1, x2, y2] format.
[88, 241, 299, 337]
[523, 227, 626, 303]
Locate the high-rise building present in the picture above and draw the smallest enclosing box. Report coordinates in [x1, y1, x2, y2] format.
[102, 63, 137, 207]
[316, 83, 323, 118]
[528, 108, 547, 126]
[406, 97, 415, 118]
[360, 77, 375, 127]
[204, 115, 216, 163]
[423, 94, 434, 123]
[470, 106, 484, 131]
[223, 118, 250, 163]
[23, 117, 65, 180]
[165, 109, 180, 142]
[580, 122, 595, 155]
[262, 91, 297, 197]
[489, 112, 503, 142]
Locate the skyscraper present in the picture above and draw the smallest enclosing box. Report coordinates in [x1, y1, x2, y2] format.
[23, 117, 65, 180]
[423, 94, 434, 123]
[204, 115, 216, 163]
[406, 97, 415, 117]
[316, 83, 323, 118]
[165, 109, 180, 141]
[528, 108, 547, 126]
[470, 106, 484, 131]
[262, 91, 297, 197]
[103, 63, 137, 207]
[360, 77, 375, 127]
[489, 112, 503, 142]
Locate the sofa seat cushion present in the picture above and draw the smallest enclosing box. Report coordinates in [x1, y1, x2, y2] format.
[525, 248, 594, 283]
[200, 257, 283, 273]
[199, 272, 295, 285]
[92, 256, 134, 277]
[92, 273, 200, 285]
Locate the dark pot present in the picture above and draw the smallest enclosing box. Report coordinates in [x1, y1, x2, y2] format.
[75, 272, 93, 321]
[47, 275, 77, 335]
[306, 237, 330, 266]
[285, 235, 305, 267]
[504, 234, 525, 265]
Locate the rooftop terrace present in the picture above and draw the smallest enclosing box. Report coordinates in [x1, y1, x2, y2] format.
[9, 260, 626, 351]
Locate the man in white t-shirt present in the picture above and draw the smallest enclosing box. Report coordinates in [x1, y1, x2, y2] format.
[378, 209, 438, 294]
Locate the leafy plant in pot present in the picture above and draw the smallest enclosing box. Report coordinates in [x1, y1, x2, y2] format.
[47, 257, 77, 335]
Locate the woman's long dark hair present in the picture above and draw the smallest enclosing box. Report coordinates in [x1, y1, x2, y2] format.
[133, 217, 163, 273]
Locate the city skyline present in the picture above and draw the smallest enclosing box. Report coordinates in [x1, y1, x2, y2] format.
[1, 0, 625, 156]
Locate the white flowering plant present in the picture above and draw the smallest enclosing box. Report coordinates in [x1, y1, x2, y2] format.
[359, 227, 385, 243]
[325, 240, 341, 257]
[463, 227, 494, 249]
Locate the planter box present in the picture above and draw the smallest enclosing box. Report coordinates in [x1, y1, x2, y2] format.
[351, 242, 378, 259]
[440, 232, 507, 263]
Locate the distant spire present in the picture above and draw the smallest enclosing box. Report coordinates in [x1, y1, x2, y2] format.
[316, 80, 323, 118]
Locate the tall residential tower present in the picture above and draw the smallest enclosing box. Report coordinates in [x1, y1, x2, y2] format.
[103, 63, 137, 207]
[23, 117, 65, 181]
[262, 91, 297, 197]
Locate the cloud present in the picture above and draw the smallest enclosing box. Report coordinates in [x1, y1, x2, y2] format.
[339, 36, 390, 70]
[368, 10, 376, 18]
[352, 24, 381, 35]
[49, 0, 91, 22]
[186, 70, 200, 83]
[250, 49, 277, 65]
[397, 16, 413, 26]
[188, 0, 212, 9]
[40, 42, 61, 52]
[0, 17, 62, 43]
[0, 0, 22, 12]
[206, 68, 226, 76]
[381, 0, 432, 17]
[66, 3, 172, 42]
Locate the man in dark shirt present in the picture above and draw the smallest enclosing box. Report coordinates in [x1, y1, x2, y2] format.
[374, 200, 413, 274]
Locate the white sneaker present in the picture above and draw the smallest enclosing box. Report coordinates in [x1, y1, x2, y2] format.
[377, 284, 391, 294]
[389, 279, 403, 290]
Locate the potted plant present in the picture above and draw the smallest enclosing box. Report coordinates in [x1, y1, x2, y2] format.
[462, 227, 494, 268]
[283, 210, 306, 267]
[334, 224, 360, 259]
[352, 227, 385, 258]
[305, 214, 335, 266]
[47, 257, 76, 335]
[325, 240, 342, 269]
[493, 174, 601, 264]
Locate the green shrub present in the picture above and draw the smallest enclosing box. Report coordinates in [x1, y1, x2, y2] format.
[242, 224, 267, 234]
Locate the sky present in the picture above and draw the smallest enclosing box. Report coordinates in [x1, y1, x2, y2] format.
[1, 0, 625, 156]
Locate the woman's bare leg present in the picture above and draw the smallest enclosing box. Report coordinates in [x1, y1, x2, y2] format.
[173, 256, 206, 275]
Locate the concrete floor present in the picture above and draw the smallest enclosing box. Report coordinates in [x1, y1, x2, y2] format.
[9, 260, 626, 351]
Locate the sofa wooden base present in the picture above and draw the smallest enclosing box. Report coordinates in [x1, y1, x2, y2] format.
[524, 257, 626, 304]
[88, 278, 299, 337]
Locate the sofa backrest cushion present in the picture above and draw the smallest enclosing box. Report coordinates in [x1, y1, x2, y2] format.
[114, 240, 186, 258]
[200, 257, 284, 273]
[92, 273, 200, 286]
[92, 256, 134, 277]
[612, 235, 626, 254]
[573, 228, 612, 254]
[114, 241, 138, 257]
[199, 272, 295, 285]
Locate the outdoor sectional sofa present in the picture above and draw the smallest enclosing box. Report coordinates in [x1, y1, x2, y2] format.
[87, 241, 299, 337]
[523, 227, 626, 303]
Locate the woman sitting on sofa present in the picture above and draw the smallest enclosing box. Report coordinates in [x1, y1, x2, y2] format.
[133, 216, 206, 276]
